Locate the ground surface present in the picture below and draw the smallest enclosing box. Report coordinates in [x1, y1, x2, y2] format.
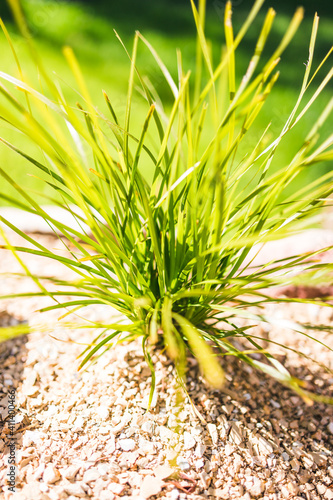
[0, 232, 333, 500]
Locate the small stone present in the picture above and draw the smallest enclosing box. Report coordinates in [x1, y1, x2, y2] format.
[257, 436, 274, 455]
[61, 465, 81, 480]
[108, 483, 126, 495]
[230, 485, 244, 496]
[313, 430, 322, 440]
[299, 471, 311, 484]
[290, 459, 300, 473]
[109, 463, 121, 475]
[106, 434, 116, 453]
[20, 456, 35, 467]
[139, 438, 156, 455]
[99, 492, 115, 500]
[166, 449, 177, 464]
[195, 443, 206, 458]
[218, 415, 229, 438]
[33, 463, 45, 480]
[317, 484, 327, 495]
[140, 475, 163, 498]
[97, 463, 110, 478]
[224, 443, 235, 456]
[199, 471, 210, 489]
[309, 451, 328, 466]
[126, 424, 139, 436]
[177, 457, 190, 471]
[141, 391, 158, 409]
[22, 430, 46, 447]
[183, 431, 196, 450]
[119, 438, 136, 451]
[328, 421, 333, 434]
[170, 489, 180, 500]
[214, 486, 231, 499]
[307, 422, 317, 432]
[39, 483, 49, 493]
[281, 452, 290, 461]
[302, 456, 314, 468]
[229, 422, 243, 445]
[325, 489, 333, 500]
[83, 468, 101, 483]
[323, 475, 332, 486]
[154, 464, 174, 481]
[159, 426, 175, 441]
[64, 483, 87, 497]
[57, 412, 69, 423]
[280, 485, 291, 498]
[233, 453, 243, 473]
[43, 465, 61, 484]
[115, 397, 127, 409]
[207, 423, 219, 445]
[195, 459, 204, 469]
[96, 405, 110, 420]
[141, 421, 154, 434]
[286, 482, 299, 495]
[244, 476, 265, 497]
[72, 415, 85, 432]
[21, 384, 38, 397]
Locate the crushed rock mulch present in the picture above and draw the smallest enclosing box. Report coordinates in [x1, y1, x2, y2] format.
[0, 233, 332, 500]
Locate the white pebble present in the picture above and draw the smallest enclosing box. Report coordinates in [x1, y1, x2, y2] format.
[170, 489, 180, 500]
[195, 459, 204, 469]
[99, 491, 116, 500]
[183, 431, 196, 450]
[139, 438, 156, 455]
[244, 476, 264, 497]
[140, 475, 163, 498]
[43, 465, 60, 484]
[108, 483, 125, 495]
[141, 421, 154, 434]
[96, 406, 110, 420]
[72, 416, 85, 432]
[97, 463, 109, 478]
[119, 438, 136, 451]
[61, 465, 81, 480]
[195, 443, 206, 458]
[64, 483, 86, 497]
[39, 483, 49, 493]
[177, 456, 190, 471]
[83, 468, 100, 483]
[207, 423, 219, 445]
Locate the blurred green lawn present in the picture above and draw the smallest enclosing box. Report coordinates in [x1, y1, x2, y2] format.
[0, 0, 332, 205]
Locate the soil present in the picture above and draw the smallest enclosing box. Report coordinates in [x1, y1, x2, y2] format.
[0, 232, 332, 500]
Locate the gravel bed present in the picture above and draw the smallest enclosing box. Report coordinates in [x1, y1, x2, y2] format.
[0, 233, 332, 500]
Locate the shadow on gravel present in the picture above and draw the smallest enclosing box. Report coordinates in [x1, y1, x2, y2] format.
[0, 314, 30, 495]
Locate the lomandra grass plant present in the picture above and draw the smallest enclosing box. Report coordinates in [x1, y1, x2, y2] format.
[0, 0, 333, 407]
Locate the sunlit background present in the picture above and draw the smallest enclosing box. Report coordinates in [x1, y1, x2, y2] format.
[0, 0, 332, 205]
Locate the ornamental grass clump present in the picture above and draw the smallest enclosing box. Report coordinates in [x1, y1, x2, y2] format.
[0, 0, 333, 407]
